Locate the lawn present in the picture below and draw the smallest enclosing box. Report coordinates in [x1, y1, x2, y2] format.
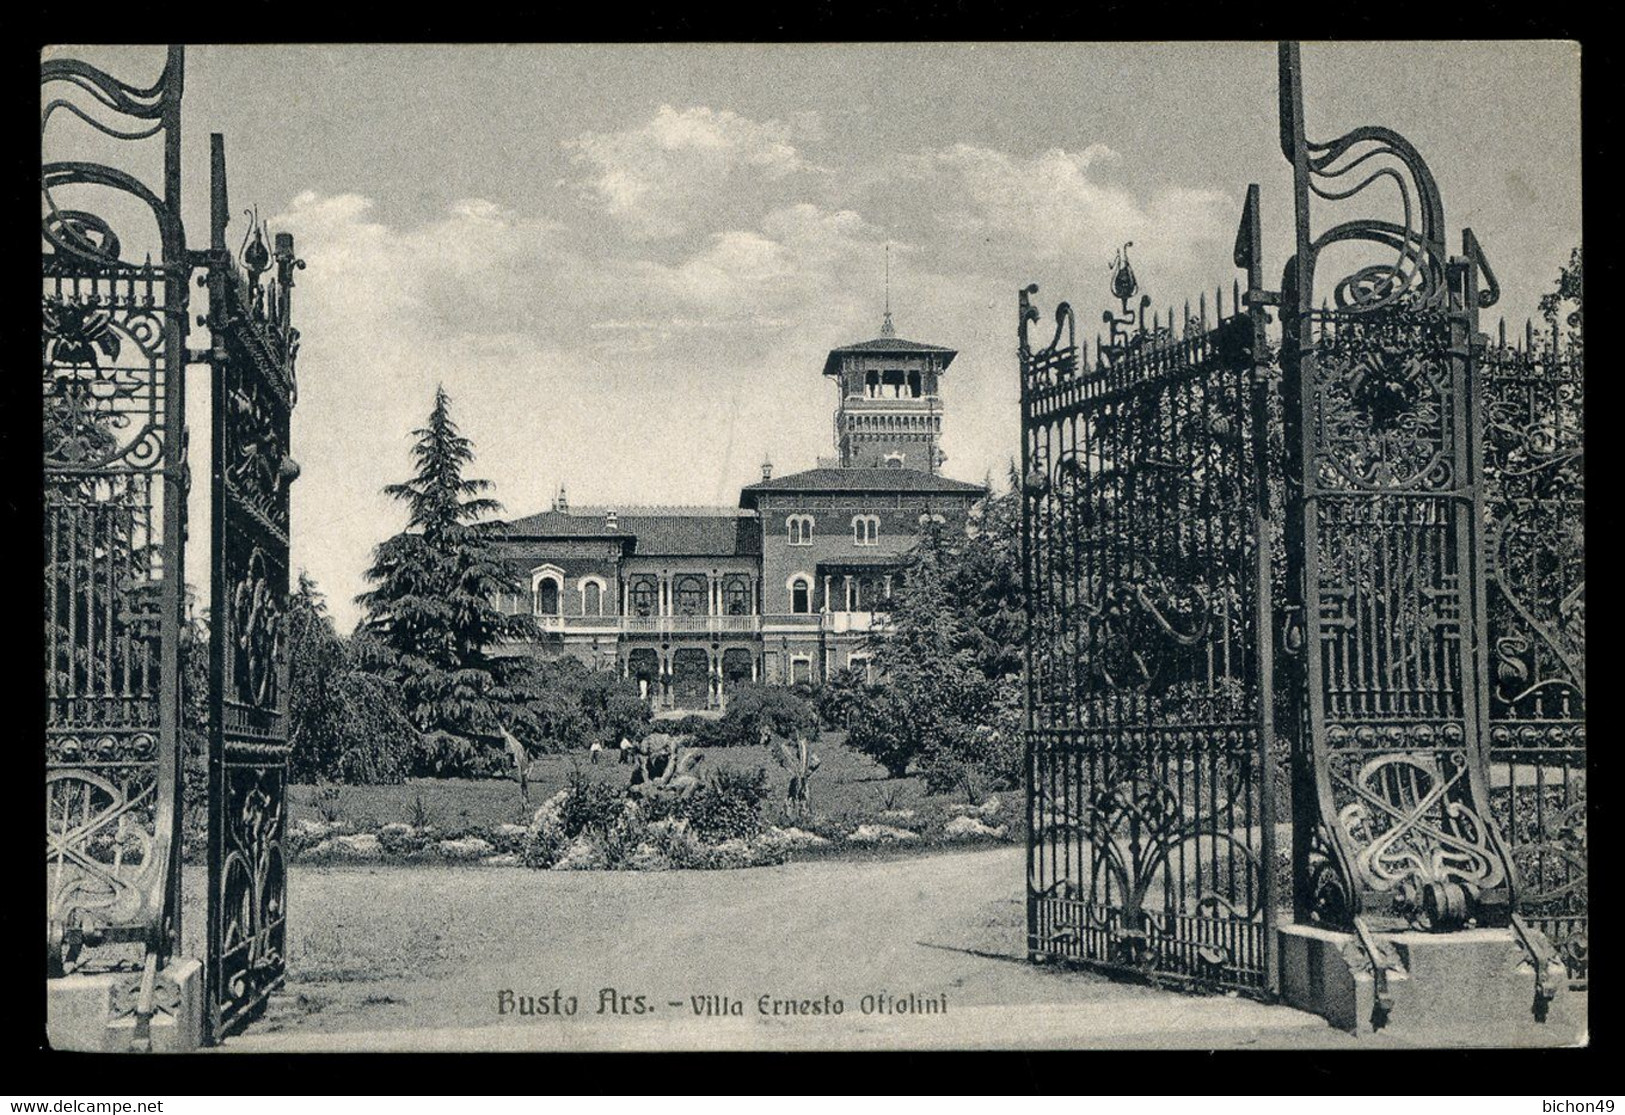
[288, 731, 1012, 854]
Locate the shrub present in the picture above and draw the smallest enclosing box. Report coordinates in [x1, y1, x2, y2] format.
[504, 657, 652, 753]
[917, 679, 1024, 800]
[377, 825, 434, 857]
[844, 689, 921, 779]
[597, 799, 649, 868]
[407, 730, 507, 779]
[813, 667, 874, 730]
[557, 766, 624, 838]
[662, 714, 728, 747]
[681, 766, 768, 843]
[714, 684, 818, 747]
[521, 807, 568, 868]
[644, 817, 708, 869]
[309, 783, 344, 824]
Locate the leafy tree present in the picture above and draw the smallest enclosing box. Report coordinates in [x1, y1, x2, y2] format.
[357, 386, 534, 745]
[813, 666, 875, 730]
[845, 469, 1026, 792]
[1539, 246, 1582, 340]
[289, 572, 418, 783]
[500, 655, 650, 753]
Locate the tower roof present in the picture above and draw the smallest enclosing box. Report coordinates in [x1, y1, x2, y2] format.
[821, 331, 958, 378]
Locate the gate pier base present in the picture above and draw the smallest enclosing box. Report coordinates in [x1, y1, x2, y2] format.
[47, 957, 205, 1053]
[1277, 923, 1578, 1039]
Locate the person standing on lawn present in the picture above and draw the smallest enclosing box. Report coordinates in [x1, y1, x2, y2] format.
[590, 739, 602, 765]
[618, 737, 632, 764]
[501, 725, 530, 807]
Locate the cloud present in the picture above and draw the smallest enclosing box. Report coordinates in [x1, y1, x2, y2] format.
[256, 141, 1239, 630]
[567, 105, 815, 237]
[904, 142, 1235, 276]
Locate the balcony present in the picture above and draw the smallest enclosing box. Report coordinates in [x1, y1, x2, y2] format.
[507, 610, 889, 638]
[618, 614, 763, 636]
[825, 610, 889, 634]
[841, 393, 942, 409]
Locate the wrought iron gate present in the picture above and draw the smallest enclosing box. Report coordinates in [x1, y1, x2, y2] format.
[43, 47, 190, 1039]
[1272, 43, 1558, 1001]
[1019, 222, 1278, 994]
[203, 134, 303, 1039]
[1482, 320, 1585, 984]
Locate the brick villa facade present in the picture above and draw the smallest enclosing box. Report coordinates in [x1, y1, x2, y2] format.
[491, 312, 986, 712]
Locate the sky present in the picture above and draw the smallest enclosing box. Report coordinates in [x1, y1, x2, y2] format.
[50, 43, 1582, 631]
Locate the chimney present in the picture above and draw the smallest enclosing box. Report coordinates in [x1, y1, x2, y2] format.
[761, 457, 773, 481]
[554, 485, 569, 513]
[606, 508, 618, 530]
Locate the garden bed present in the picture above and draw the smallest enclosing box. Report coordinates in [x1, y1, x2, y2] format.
[269, 734, 1019, 871]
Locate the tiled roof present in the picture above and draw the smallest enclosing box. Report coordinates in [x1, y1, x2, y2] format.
[627, 514, 760, 556]
[500, 509, 759, 556]
[739, 467, 986, 504]
[822, 334, 957, 377]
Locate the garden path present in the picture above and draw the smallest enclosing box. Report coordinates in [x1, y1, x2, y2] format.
[204, 848, 1575, 1051]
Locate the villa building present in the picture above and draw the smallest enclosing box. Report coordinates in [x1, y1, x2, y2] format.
[491, 312, 986, 711]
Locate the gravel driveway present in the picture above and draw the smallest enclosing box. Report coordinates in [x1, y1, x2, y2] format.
[198, 849, 1574, 1051]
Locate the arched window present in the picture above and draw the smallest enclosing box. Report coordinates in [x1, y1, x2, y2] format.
[581, 580, 602, 616]
[864, 369, 879, 398]
[790, 576, 812, 614]
[536, 578, 560, 616]
[630, 579, 657, 617]
[724, 578, 751, 616]
[787, 514, 814, 546]
[853, 514, 880, 546]
[674, 575, 706, 616]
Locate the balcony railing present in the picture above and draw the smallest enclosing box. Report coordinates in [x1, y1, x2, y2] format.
[511, 610, 890, 637]
[825, 610, 889, 633]
[526, 613, 764, 636]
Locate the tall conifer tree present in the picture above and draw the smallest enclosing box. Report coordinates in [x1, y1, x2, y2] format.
[358, 386, 532, 737]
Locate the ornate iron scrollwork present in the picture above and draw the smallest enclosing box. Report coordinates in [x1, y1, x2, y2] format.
[1274, 46, 1546, 1009]
[1021, 208, 1277, 994]
[42, 49, 188, 1024]
[204, 135, 301, 1040]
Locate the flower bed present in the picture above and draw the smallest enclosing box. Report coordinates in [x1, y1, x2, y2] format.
[278, 787, 1014, 870]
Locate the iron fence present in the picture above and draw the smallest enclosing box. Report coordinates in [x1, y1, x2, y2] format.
[1020, 236, 1277, 994]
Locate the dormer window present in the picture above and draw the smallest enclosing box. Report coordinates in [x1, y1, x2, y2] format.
[853, 514, 880, 546]
[788, 514, 815, 546]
